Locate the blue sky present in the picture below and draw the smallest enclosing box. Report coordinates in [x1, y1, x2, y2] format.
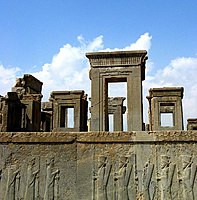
[1, 0, 197, 69]
[0, 0, 197, 128]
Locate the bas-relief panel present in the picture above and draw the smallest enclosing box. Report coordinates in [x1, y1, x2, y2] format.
[91, 142, 197, 200]
[77, 143, 95, 200]
[0, 143, 77, 200]
[0, 132, 196, 200]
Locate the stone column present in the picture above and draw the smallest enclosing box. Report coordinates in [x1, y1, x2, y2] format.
[127, 72, 143, 131]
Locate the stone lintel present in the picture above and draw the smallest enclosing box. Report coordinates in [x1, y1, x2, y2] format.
[21, 94, 43, 101]
[108, 97, 126, 114]
[108, 97, 126, 106]
[149, 87, 184, 98]
[42, 101, 53, 111]
[50, 90, 86, 100]
[187, 118, 197, 123]
[86, 50, 147, 68]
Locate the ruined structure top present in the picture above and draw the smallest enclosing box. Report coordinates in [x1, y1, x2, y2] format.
[12, 74, 43, 95]
[148, 87, 184, 98]
[86, 50, 147, 80]
[0, 74, 43, 132]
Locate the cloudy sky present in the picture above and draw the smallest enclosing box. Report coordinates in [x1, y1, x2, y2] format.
[0, 0, 197, 129]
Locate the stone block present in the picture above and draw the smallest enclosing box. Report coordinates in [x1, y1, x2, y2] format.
[187, 118, 197, 130]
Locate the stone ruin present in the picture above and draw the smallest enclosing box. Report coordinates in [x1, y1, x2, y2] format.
[0, 74, 43, 132]
[0, 50, 196, 199]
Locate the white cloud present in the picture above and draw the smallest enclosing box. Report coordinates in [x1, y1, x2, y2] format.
[32, 35, 104, 100]
[124, 32, 152, 51]
[0, 64, 20, 96]
[102, 32, 152, 52]
[103, 32, 152, 98]
[33, 33, 152, 101]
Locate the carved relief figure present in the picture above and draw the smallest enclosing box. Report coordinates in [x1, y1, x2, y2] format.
[142, 161, 154, 200]
[93, 155, 112, 200]
[24, 158, 39, 200]
[4, 167, 20, 200]
[54, 170, 60, 200]
[44, 158, 60, 200]
[179, 155, 197, 200]
[114, 156, 132, 200]
[157, 155, 175, 200]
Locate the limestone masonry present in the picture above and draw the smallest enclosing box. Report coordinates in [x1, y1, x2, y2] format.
[0, 50, 196, 199]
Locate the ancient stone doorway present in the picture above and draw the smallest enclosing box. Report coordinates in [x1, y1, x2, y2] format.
[86, 50, 147, 131]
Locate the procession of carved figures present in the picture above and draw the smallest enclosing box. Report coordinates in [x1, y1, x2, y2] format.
[0, 152, 196, 200]
[93, 154, 197, 200]
[0, 157, 60, 200]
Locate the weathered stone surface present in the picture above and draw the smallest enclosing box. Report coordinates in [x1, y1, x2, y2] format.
[0, 74, 43, 132]
[86, 50, 147, 132]
[187, 118, 197, 130]
[147, 87, 184, 131]
[89, 97, 126, 132]
[0, 50, 196, 200]
[50, 90, 88, 132]
[0, 93, 25, 132]
[12, 74, 43, 94]
[108, 97, 126, 131]
[0, 131, 196, 200]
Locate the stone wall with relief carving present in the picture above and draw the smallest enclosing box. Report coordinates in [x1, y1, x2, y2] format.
[0, 132, 77, 200]
[0, 131, 196, 200]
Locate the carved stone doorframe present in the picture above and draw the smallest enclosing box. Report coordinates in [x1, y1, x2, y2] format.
[147, 87, 184, 131]
[86, 50, 147, 131]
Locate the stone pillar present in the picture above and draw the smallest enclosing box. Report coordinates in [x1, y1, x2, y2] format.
[127, 72, 143, 131]
[0, 95, 7, 131]
[50, 90, 88, 132]
[187, 118, 197, 130]
[41, 102, 53, 132]
[108, 97, 126, 131]
[86, 50, 147, 131]
[147, 87, 184, 131]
